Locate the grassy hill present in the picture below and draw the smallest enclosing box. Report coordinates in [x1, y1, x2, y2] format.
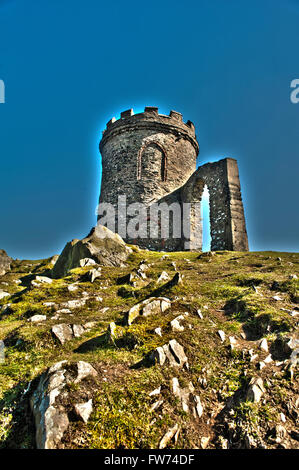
[0, 249, 298, 449]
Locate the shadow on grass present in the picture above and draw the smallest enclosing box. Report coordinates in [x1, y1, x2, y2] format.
[0, 380, 35, 449]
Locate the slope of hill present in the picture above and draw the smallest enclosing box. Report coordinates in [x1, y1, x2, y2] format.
[0, 248, 298, 449]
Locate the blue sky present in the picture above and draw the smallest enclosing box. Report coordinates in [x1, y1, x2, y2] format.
[0, 0, 298, 259]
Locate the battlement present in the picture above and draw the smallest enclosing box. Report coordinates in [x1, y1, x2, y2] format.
[100, 106, 198, 153]
[103, 106, 195, 132]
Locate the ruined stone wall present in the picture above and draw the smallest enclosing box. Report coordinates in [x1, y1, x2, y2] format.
[181, 158, 249, 251]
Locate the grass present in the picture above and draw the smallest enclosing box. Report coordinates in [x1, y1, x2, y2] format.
[0, 249, 298, 448]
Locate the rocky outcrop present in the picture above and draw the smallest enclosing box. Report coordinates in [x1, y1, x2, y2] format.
[51, 226, 132, 278]
[30, 361, 97, 449]
[0, 250, 12, 276]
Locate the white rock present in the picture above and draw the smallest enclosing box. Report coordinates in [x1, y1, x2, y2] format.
[74, 399, 93, 423]
[157, 271, 170, 283]
[0, 291, 10, 300]
[196, 309, 203, 319]
[67, 284, 78, 292]
[61, 299, 86, 309]
[246, 377, 265, 403]
[149, 387, 161, 397]
[259, 338, 268, 352]
[170, 318, 184, 332]
[79, 258, 96, 267]
[273, 295, 282, 301]
[193, 395, 204, 418]
[154, 327, 162, 336]
[75, 361, 97, 383]
[159, 424, 179, 449]
[28, 315, 47, 323]
[56, 309, 72, 314]
[264, 354, 273, 364]
[35, 276, 52, 284]
[217, 330, 226, 342]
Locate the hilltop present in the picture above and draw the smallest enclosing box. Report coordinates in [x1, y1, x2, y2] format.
[0, 247, 298, 449]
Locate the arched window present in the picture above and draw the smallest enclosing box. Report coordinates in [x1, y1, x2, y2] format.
[137, 142, 167, 182]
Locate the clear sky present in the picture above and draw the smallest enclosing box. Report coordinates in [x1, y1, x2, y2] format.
[0, 0, 298, 259]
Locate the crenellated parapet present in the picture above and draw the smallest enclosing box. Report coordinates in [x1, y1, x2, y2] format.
[100, 106, 199, 154]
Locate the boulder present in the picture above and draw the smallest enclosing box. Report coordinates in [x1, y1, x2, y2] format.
[51, 225, 132, 278]
[0, 249, 12, 276]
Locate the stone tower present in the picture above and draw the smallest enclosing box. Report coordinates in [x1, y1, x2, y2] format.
[98, 106, 249, 252]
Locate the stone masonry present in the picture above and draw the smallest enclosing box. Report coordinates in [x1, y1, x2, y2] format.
[98, 106, 248, 251]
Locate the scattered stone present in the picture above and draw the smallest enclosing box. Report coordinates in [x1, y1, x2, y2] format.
[196, 309, 203, 319]
[273, 295, 282, 301]
[52, 324, 73, 345]
[157, 271, 170, 283]
[289, 274, 298, 280]
[51, 225, 132, 278]
[86, 267, 102, 283]
[67, 284, 78, 292]
[74, 399, 93, 423]
[217, 330, 226, 342]
[79, 258, 96, 267]
[159, 424, 179, 449]
[163, 272, 183, 288]
[246, 377, 265, 403]
[84, 321, 98, 330]
[274, 425, 287, 444]
[170, 316, 185, 332]
[280, 412, 286, 423]
[149, 387, 161, 397]
[28, 315, 47, 323]
[127, 297, 171, 325]
[193, 395, 204, 418]
[0, 291, 10, 300]
[36, 276, 53, 284]
[43, 302, 56, 307]
[74, 361, 97, 383]
[56, 309, 72, 315]
[154, 327, 162, 336]
[150, 400, 164, 412]
[72, 324, 85, 338]
[259, 338, 268, 352]
[200, 437, 210, 449]
[264, 354, 273, 364]
[229, 336, 237, 350]
[61, 299, 86, 309]
[171, 262, 177, 271]
[171, 378, 194, 413]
